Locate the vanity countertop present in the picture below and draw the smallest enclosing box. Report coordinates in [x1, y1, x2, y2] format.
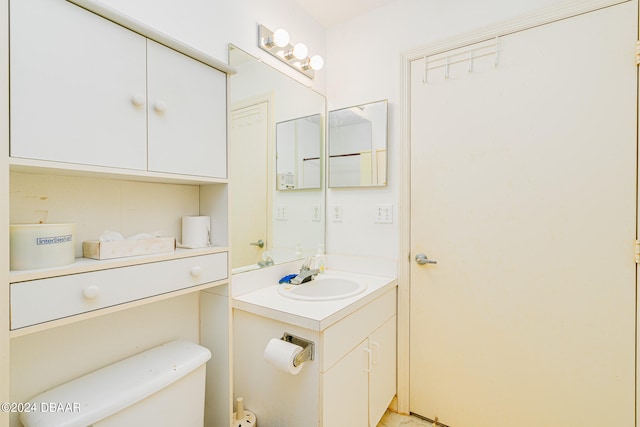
[232, 270, 397, 331]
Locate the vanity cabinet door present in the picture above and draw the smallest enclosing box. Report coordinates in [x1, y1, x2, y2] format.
[10, 0, 147, 170]
[147, 40, 227, 178]
[322, 340, 369, 427]
[368, 315, 397, 426]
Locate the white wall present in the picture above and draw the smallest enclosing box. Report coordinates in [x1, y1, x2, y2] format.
[98, 0, 327, 93]
[325, 0, 568, 265]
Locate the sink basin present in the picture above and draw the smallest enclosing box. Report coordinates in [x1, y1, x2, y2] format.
[277, 277, 366, 301]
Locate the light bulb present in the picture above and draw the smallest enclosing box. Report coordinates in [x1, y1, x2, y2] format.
[273, 29, 289, 47]
[292, 43, 308, 60]
[309, 55, 324, 71]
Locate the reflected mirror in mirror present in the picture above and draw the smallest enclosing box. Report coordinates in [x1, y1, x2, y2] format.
[328, 100, 388, 188]
[276, 114, 322, 190]
[228, 45, 325, 274]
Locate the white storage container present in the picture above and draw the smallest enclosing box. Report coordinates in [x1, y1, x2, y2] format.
[10, 223, 76, 270]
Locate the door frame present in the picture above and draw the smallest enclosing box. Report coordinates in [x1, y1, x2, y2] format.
[397, 0, 636, 416]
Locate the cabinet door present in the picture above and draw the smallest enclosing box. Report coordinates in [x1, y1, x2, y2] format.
[322, 340, 369, 427]
[369, 315, 397, 426]
[10, 0, 147, 170]
[147, 40, 227, 178]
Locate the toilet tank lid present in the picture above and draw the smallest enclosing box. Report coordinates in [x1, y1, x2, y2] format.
[20, 340, 212, 427]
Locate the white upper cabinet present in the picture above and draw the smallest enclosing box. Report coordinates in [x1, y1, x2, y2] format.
[147, 40, 227, 178]
[10, 0, 148, 170]
[10, 0, 228, 179]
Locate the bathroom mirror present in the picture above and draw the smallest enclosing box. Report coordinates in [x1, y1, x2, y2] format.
[229, 45, 325, 273]
[328, 100, 388, 188]
[276, 114, 322, 190]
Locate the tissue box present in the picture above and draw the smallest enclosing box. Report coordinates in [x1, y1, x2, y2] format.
[83, 237, 176, 260]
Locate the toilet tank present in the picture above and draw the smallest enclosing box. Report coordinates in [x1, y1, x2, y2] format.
[20, 340, 212, 427]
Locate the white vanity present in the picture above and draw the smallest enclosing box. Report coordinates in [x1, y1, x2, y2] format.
[233, 270, 397, 427]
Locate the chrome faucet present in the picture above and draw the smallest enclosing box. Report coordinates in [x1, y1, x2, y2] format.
[290, 259, 318, 285]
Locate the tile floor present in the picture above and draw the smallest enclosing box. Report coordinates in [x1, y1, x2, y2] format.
[377, 410, 432, 426]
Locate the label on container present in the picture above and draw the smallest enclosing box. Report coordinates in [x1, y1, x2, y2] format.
[36, 235, 73, 245]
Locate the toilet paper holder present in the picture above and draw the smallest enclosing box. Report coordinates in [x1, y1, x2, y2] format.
[282, 333, 314, 367]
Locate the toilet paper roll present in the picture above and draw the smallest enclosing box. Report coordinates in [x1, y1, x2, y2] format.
[263, 338, 304, 375]
[180, 216, 211, 248]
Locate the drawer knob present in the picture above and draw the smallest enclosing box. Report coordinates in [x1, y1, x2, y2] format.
[190, 266, 203, 277]
[82, 285, 100, 300]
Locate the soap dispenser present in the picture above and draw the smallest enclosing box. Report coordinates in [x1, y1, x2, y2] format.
[314, 245, 326, 273]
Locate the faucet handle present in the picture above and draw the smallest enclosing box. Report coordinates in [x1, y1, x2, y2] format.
[301, 257, 312, 271]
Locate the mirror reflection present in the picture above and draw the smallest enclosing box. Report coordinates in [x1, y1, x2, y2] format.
[276, 114, 322, 190]
[328, 100, 388, 188]
[229, 45, 325, 273]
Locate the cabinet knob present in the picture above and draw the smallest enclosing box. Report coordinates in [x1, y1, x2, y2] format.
[82, 285, 100, 300]
[153, 101, 167, 113]
[130, 95, 145, 107]
[190, 266, 203, 277]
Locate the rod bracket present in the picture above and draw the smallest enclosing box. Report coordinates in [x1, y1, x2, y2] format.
[281, 332, 314, 366]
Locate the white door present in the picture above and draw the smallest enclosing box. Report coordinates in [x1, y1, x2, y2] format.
[147, 40, 227, 178]
[230, 102, 269, 269]
[409, 3, 637, 426]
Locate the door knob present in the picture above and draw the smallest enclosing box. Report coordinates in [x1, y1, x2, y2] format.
[250, 239, 265, 248]
[415, 253, 437, 265]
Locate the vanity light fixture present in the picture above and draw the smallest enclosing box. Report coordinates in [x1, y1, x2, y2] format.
[258, 24, 323, 79]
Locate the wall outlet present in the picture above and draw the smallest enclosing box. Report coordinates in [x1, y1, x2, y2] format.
[332, 205, 342, 222]
[375, 204, 393, 224]
[276, 205, 287, 221]
[312, 204, 321, 222]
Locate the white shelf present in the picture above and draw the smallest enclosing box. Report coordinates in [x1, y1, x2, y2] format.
[10, 246, 229, 283]
[10, 157, 228, 185]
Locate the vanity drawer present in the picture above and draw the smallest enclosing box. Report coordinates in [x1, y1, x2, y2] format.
[11, 252, 228, 329]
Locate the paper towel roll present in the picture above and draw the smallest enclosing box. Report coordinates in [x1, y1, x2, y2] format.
[264, 338, 304, 375]
[180, 216, 211, 248]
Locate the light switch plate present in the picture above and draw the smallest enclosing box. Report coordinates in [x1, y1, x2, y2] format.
[332, 205, 342, 222]
[375, 204, 393, 224]
[276, 205, 287, 221]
